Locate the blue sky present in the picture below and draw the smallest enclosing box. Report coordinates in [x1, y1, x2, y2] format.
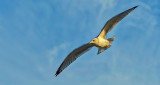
[0, 0, 160, 85]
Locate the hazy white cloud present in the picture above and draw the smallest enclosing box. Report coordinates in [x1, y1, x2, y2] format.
[47, 43, 70, 67]
[1, 0, 160, 85]
[97, 0, 116, 17]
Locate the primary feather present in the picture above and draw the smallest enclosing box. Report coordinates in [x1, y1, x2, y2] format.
[98, 6, 138, 39]
[55, 43, 93, 76]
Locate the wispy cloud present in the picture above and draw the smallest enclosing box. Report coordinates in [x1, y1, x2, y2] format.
[97, 0, 116, 17]
[0, 0, 160, 85]
[47, 42, 70, 66]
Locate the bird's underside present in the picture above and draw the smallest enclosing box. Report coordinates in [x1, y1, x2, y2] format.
[97, 36, 115, 54]
[55, 6, 138, 76]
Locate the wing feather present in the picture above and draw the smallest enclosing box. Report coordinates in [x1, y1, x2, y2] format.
[98, 6, 138, 39]
[55, 43, 93, 76]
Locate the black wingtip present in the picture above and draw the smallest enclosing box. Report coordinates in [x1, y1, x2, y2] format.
[55, 70, 60, 77]
[97, 52, 100, 55]
[129, 5, 139, 11]
[133, 5, 139, 9]
[55, 74, 58, 77]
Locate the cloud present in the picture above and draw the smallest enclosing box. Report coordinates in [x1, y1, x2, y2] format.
[1, 0, 160, 85]
[47, 42, 70, 67]
[97, 0, 116, 17]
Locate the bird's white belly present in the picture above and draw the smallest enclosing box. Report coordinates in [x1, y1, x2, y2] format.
[97, 37, 109, 48]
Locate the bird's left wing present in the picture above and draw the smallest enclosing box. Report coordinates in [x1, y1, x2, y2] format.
[97, 6, 138, 39]
[55, 43, 93, 76]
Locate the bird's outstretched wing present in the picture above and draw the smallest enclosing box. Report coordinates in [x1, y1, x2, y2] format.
[97, 6, 138, 39]
[55, 43, 93, 76]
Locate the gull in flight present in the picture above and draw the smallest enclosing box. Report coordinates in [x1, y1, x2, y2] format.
[55, 6, 138, 76]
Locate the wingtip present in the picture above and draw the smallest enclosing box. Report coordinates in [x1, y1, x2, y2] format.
[133, 5, 139, 9]
[97, 52, 100, 55]
[129, 5, 139, 11]
[55, 74, 58, 77]
[55, 70, 60, 77]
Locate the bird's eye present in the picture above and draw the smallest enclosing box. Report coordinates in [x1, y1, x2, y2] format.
[93, 40, 95, 42]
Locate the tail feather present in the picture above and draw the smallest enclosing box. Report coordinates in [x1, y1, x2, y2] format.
[97, 48, 108, 55]
[108, 35, 115, 46]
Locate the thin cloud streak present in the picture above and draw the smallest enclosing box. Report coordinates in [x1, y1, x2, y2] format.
[0, 0, 160, 85]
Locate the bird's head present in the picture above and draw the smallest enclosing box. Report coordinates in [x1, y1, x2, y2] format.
[89, 38, 98, 45]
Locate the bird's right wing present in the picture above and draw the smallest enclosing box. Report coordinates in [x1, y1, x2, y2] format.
[97, 6, 138, 39]
[55, 43, 93, 76]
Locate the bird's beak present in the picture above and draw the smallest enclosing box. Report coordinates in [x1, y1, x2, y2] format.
[89, 41, 93, 44]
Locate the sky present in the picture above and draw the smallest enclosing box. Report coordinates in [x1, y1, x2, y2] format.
[0, 0, 160, 85]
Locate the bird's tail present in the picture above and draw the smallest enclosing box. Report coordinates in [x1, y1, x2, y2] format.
[107, 35, 115, 46]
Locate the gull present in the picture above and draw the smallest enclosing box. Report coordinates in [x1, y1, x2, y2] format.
[55, 6, 138, 76]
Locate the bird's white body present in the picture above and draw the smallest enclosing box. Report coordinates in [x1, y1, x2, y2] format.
[95, 37, 110, 48]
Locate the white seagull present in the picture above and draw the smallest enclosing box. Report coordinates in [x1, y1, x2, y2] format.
[55, 6, 138, 76]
